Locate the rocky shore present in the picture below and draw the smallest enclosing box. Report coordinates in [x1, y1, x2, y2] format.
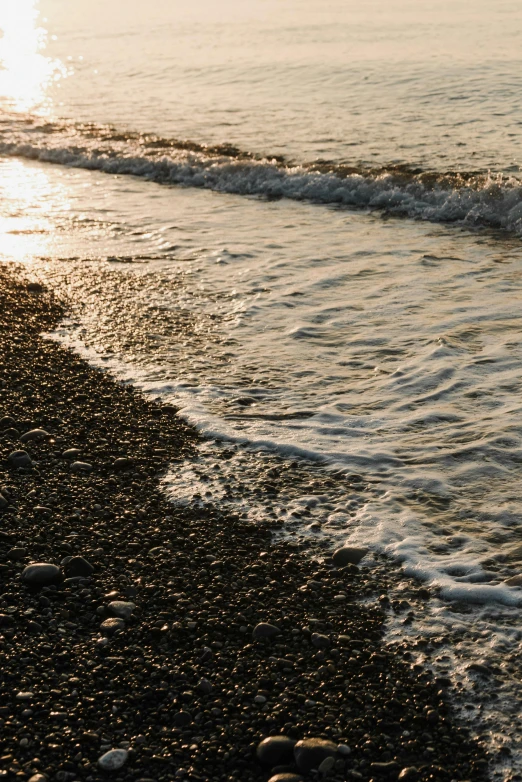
[0, 262, 489, 782]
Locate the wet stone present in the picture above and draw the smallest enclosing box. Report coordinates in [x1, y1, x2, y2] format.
[108, 600, 135, 619]
[332, 546, 368, 567]
[398, 768, 420, 781]
[0, 493, 9, 509]
[253, 622, 281, 640]
[257, 736, 296, 767]
[294, 738, 338, 773]
[62, 448, 82, 460]
[8, 450, 33, 468]
[22, 562, 61, 587]
[65, 555, 94, 578]
[268, 776, 303, 782]
[20, 428, 50, 442]
[114, 457, 134, 470]
[100, 617, 125, 635]
[7, 547, 27, 561]
[70, 461, 93, 473]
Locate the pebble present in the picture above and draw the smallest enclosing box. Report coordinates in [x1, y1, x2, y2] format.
[337, 744, 351, 756]
[108, 600, 136, 619]
[196, 678, 213, 695]
[114, 457, 134, 470]
[8, 547, 27, 561]
[98, 748, 129, 771]
[268, 776, 303, 782]
[15, 691, 34, 700]
[22, 563, 61, 587]
[294, 738, 338, 773]
[20, 428, 50, 442]
[62, 448, 82, 460]
[332, 546, 368, 567]
[398, 768, 420, 781]
[100, 617, 126, 635]
[70, 461, 93, 473]
[28, 775, 48, 782]
[257, 735, 296, 767]
[0, 493, 9, 509]
[253, 622, 281, 640]
[318, 756, 336, 774]
[7, 450, 33, 468]
[65, 556, 94, 577]
[311, 632, 330, 648]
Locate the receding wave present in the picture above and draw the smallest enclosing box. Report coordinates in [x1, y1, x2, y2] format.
[2, 115, 522, 234]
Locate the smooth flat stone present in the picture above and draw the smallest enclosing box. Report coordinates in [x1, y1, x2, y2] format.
[332, 546, 368, 567]
[108, 600, 135, 619]
[98, 749, 129, 771]
[8, 450, 33, 468]
[22, 563, 61, 587]
[20, 429, 50, 442]
[257, 736, 296, 767]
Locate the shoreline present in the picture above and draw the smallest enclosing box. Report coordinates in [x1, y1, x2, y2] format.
[0, 262, 488, 782]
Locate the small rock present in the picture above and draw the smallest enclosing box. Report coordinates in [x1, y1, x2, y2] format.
[65, 556, 94, 578]
[254, 695, 267, 704]
[114, 457, 134, 470]
[62, 448, 82, 460]
[108, 600, 135, 620]
[28, 775, 48, 782]
[0, 614, 14, 627]
[318, 756, 336, 774]
[100, 618, 125, 635]
[173, 710, 192, 727]
[337, 744, 351, 756]
[268, 776, 303, 782]
[398, 768, 419, 781]
[16, 691, 34, 700]
[196, 678, 213, 695]
[70, 461, 93, 473]
[294, 738, 338, 773]
[20, 429, 50, 442]
[311, 632, 330, 648]
[22, 563, 61, 587]
[98, 748, 129, 771]
[0, 493, 9, 509]
[332, 546, 368, 567]
[257, 736, 296, 767]
[8, 450, 33, 468]
[0, 416, 16, 428]
[253, 622, 281, 640]
[8, 547, 27, 561]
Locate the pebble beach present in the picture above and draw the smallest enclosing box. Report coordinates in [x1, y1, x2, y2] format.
[0, 262, 489, 782]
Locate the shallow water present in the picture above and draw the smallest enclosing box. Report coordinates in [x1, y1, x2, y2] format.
[2, 0, 522, 776]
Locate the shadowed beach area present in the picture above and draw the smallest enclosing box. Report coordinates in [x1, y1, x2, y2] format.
[0, 262, 489, 782]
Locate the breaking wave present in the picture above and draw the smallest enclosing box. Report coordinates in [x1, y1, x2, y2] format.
[2, 114, 522, 234]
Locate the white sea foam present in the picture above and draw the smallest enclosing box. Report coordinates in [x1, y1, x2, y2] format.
[1, 120, 522, 235]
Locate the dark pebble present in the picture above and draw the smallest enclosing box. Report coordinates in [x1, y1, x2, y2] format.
[332, 546, 368, 567]
[65, 556, 94, 578]
[7, 450, 33, 468]
[22, 563, 61, 586]
[294, 738, 337, 773]
[253, 622, 281, 640]
[70, 461, 93, 473]
[20, 428, 50, 442]
[257, 736, 296, 767]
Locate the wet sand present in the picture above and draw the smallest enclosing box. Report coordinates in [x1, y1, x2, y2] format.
[0, 262, 488, 782]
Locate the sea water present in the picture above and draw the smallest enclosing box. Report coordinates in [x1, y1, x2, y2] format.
[2, 0, 522, 776]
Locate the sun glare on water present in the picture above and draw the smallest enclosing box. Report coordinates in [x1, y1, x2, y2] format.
[0, 0, 66, 113]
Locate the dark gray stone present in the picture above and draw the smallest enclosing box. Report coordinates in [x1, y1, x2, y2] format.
[8, 547, 27, 561]
[22, 563, 61, 587]
[196, 678, 213, 695]
[253, 622, 281, 640]
[100, 618, 125, 635]
[268, 775, 303, 782]
[294, 738, 337, 773]
[8, 450, 33, 469]
[98, 749, 128, 771]
[0, 493, 9, 509]
[20, 429, 50, 443]
[65, 556, 94, 578]
[311, 632, 330, 648]
[173, 710, 192, 727]
[62, 448, 82, 460]
[70, 461, 93, 473]
[332, 546, 368, 567]
[257, 736, 296, 767]
[108, 600, 135, 619]
[398, 768, 420, 781]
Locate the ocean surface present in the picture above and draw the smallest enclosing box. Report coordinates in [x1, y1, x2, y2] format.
[2, 0, 522, 776]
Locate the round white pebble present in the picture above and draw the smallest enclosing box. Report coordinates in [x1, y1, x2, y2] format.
[98, 748, 129, 771]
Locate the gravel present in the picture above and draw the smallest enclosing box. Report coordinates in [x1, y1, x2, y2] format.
[0, 264, 490, 782]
